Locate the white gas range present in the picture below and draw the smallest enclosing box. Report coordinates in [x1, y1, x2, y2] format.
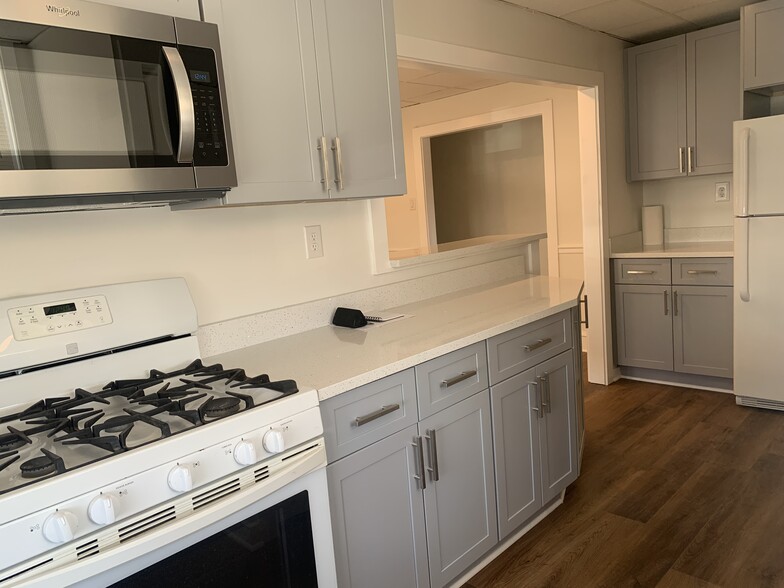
[0, 279, 336, 587]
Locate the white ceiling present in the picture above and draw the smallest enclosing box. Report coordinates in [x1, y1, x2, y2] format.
[398, 62, 507, 108]
[501, 0, 759, 43]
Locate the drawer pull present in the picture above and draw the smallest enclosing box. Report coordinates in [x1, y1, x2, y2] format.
[686, 270, 718, 275]
[354, 404, 400, 427]
[440, 370, 477, 388]
[626, 270, 655, 275]
[523, 338, 552, 352]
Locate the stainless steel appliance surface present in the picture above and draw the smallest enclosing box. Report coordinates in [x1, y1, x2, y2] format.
[0, 1, 237, 214]
[0, 279, 336, 587]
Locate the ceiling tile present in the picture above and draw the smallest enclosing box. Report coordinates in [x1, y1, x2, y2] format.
[563, 0, 667, 31]
[399, 81, 447, 101]
[637, 0, 717, 15]
[610, 13, 694, 41]
[417, 71, 503, 90]
[398, 65, 436, 83]
[502, 0, 608, 17]
[401, 100, 418, 108]
[419, 87, 472, 101]
[675, 0, 748, 26]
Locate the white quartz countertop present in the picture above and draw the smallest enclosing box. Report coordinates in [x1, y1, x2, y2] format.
[205, 275, 583, 401]
[610, 241, 734, 259]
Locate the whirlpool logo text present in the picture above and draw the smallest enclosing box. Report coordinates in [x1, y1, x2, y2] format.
[46, 5, 81, 17]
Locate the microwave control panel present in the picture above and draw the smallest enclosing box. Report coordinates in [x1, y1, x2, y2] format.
[8, 295, 113, 341]
[181, 46, 229, 167]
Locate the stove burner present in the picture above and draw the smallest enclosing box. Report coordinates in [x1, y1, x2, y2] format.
[0, 427, 30, 451]
[19, 449, 65, 479]
[202, 396, 241, 419]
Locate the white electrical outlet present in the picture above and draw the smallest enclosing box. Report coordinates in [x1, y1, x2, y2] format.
[715, 182, 730, 202]
[304, 225, 324, 259]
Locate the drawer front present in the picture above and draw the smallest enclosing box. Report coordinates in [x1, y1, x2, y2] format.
[672, 258, 733, 286]
[321, 369, 417, 462]
[613, 259, 671, 285]
[415, 341, 489, 419]
[488, 310, 572, 385]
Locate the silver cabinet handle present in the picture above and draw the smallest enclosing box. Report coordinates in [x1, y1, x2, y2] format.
[162, 47, 195, 164]
[353, 404, 400, 427]
[688, 146, 694, 173]
[544, 373, 552, 413]
[524, 338, 552, 352]
[440, 370, 477, 388]
[687, 269, 718, 275]
[332, 137, 345, 191]
[626, 270, 655, 275]
[412, 436, 426, 491]
[318, 136, 330, 190]
[425, 428, 439, 482]
[580, 295, 589, 329]
[673, 291, 679, 317]
[531, 381, 544, 419]
[679, 147, 684, 174]
[664, 290, 669, 316]
[539, 374, 552, 414]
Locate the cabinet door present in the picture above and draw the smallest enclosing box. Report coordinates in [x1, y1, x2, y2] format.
[327, 425, 429, 588]
[490, 368, 543, 540]
[538, 351, 579, 504]
[673, 286, 733, 378]
[687, 23, 740, 176]
[312, 0, 406, 199]
[420, 392, 498, 588]
[89, 0, 201, 19]
[743, 0, 784, 89]
[571, 304, 585, 468]
[202, 0, 330, 203]
[615, 285, 674, 371]
[627, 36, 687, 180]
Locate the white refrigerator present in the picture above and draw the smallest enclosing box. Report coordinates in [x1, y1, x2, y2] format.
[734, 114, 784, 409]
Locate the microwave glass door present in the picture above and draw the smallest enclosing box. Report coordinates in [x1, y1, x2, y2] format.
[0, 21, 186, 170]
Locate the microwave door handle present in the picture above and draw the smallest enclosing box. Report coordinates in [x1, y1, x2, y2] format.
[162, 47, 195, 164]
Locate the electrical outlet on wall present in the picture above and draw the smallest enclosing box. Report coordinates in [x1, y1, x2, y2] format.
[715, 182, 730, 202]
[304, 225, 324, 259]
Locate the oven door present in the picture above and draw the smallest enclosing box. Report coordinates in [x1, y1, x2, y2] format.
[9, 446, 337, 588]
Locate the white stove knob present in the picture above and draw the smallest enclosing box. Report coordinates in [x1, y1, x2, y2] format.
[262, 428, 286, 454]
[88, 494, 117, 526]
[233, 440, 258, 466]
[42, 511, 78, 544]
[167, 465, 193, 493]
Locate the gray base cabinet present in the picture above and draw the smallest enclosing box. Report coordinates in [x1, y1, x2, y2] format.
[491, 350, 578, 540]
[420, 392, 497, 588]
[613, 258, 733, 380]
[327, 425, 429, 588]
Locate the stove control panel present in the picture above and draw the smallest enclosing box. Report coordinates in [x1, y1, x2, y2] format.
[8, 296, 113, 341]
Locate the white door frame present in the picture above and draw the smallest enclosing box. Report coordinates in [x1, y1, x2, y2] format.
[394, 35, 614, 386]
[411, 102, 559, 275]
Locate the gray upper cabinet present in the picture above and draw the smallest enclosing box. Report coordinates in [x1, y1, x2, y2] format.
[672, 286, 733, 378]
[626, 23, 739, 180]
[328, 425, 429, 588]
[202, 0, 405, 204]
[420, 392, 498, 588]
[614, 284, 674, 371]
[743, 0, 784, 90]
[627, 35, 687, 180]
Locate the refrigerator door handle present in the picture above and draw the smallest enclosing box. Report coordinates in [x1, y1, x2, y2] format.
[737, 127, 751, 217]
[738, 217, 750, 302]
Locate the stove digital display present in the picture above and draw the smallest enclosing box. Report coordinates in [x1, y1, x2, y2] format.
[43, 302, 77, 316]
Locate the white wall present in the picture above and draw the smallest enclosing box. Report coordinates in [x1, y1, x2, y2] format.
[0, 1, 635, 330]
[642, 174, 734, 230]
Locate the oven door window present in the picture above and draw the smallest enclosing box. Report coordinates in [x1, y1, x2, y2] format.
[0, 21, 183, 170]
[109, 491, 318, 588]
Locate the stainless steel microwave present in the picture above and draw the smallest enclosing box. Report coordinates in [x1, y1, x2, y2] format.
[0, 1, 236, 213]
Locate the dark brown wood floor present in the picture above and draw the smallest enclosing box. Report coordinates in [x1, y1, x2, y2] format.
[467, 362, 784, 588]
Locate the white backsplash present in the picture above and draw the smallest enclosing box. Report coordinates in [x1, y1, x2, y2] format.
[642, 174, 734, 230]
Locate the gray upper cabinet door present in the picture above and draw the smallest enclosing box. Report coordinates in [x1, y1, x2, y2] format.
[327, 425, 429, 588]
[743, 0, 784, 90]
[627, 35, 687, 180]
[537, 351, 579, 504]
[687, 22, 740, 176]
[420, 392, 498, 588]
[312, 0, 406, 199]
[615, 285, 674, 371]
[202, 0, 330, 204]
[490, 368, 543, 541]
[673, 286, 733, 378]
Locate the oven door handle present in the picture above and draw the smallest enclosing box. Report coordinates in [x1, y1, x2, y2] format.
[162, 47, 195, 164]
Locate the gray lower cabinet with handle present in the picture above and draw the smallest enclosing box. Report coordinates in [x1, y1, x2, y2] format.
[323, 311, 582, 588]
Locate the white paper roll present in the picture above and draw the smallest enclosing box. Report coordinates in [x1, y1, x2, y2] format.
[642, 205, 664, 247]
